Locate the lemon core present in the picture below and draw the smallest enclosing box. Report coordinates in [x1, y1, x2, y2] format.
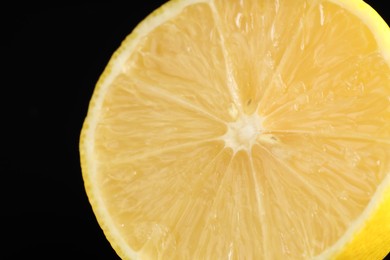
[222, 112, 263, 153]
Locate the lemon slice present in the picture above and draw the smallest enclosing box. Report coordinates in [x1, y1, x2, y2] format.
[80, 0, 390, 259]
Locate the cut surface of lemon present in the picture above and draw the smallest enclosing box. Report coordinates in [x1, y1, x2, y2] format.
[80, 0, 390, 259]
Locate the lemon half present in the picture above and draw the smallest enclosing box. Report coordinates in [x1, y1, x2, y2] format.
[80, 0, 390, 259]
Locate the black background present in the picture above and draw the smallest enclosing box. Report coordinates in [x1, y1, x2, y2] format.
[1, 1, 389, 259]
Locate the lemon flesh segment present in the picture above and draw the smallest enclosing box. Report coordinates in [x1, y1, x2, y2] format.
[80, 0, 390, 259]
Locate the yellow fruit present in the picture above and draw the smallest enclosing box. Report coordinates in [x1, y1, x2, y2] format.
[80, 0, 390, 259]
